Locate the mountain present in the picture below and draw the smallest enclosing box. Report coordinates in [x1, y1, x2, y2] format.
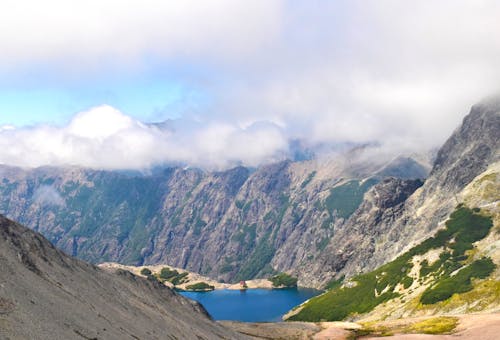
[0, 146, 428, 284]
[301, 97, 500, 288]
[0, 214, 243, 339]
[285, 98, 500, 321]
[287, 164, 500, 321]
[0, 98, 495, 290]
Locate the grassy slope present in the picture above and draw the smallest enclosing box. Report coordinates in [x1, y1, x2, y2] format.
[288, 206, 496, 321]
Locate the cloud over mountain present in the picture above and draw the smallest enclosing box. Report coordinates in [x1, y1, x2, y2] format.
[0, 105, 288, 169]
[1, 1, 499, 169]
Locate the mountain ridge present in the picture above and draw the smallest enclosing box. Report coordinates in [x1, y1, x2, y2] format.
[0, 147, 428, 286]
[0, 214, 243, 339]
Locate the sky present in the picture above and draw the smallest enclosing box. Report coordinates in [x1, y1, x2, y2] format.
[0, 0, 499, 170]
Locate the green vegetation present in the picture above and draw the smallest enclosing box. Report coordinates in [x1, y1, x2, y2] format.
[325, 179, 378, 219]
[234, 235, 275, 281]
[158, 267, 189, 285]
[185, 282, 215, 291]
[269, 273, 298, 288]
[58, 173, 170, 264]
[235, 200, 245, 209]
[140, 268, 152, 276]
[325, 276, 344, 290]
[220, 263, 234, 274]
[358, 316, 458, 337]
[406, 317, 458, 334]
[315, 237, 330, 251]
[300, 171, 317, 189]
[420, 258, 495, 304]
[288, 206, 495, 321]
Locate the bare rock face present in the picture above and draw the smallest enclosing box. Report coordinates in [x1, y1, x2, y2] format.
[430, 98, 500, 192]
[300, 178, 423, 287]
[0, 215, 243, 340]
[302, 97, 500, 287]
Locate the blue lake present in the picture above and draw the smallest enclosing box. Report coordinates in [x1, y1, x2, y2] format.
[179, 288, 321, 322]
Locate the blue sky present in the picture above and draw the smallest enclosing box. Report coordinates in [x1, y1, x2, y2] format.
[0, 78, 197, 126]
[0, 1, 499, 169]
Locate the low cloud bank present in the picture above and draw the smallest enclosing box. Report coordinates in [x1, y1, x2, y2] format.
[0, 105, 289, 170]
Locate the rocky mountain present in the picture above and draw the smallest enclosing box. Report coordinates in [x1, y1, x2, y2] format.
[287, 160, 500, 322]
[301, 97, 500, 287]
[0, 98, 496, 290]
[0, 144, 428, 284]
[0, 214, 243, 339]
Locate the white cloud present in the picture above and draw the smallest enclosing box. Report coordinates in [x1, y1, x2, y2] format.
[0, 0, 284, 71]
[1, 1, 500, 167]
[0, 105, 288, 170]
[32, 185, 65, 207]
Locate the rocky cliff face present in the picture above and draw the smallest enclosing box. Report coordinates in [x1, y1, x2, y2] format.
[0, 215, 243, 339]
[0, 145, 427, 284]
[302, 97, 500, 288]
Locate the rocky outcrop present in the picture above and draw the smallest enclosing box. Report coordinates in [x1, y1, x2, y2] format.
[302, 97, 500, 287]
[0, 215, 243, 339]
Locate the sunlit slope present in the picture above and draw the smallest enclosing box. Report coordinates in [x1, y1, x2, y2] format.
[287, 163, 500, 322]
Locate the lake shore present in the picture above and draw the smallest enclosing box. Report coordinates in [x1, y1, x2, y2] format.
[98, 262, 295, 291]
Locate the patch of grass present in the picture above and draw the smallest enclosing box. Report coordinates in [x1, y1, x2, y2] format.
[325, 276, 344, 290]
[420, 258, 495, 304]
[325, 179, 378, 219]
[406, 317, 458, 334]
[357, 317, 458, 337]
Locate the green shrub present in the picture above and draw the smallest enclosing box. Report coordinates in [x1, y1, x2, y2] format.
[140, 268, 152, 276]
[158, 267, 189, 285]
[420, 258, 495, 304]
[159, 267, 179, 280]
[269, 273, 298, 288]
[185, 282, 215, 291]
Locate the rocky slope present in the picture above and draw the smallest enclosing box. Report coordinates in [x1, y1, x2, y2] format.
[0, 214, 243, 340]
[302, 98, 500, 288]
[286, 160, 500, 322]
[0, 146, 427, 284]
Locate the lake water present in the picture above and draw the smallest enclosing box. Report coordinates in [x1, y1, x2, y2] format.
[179, 288, 321, 322]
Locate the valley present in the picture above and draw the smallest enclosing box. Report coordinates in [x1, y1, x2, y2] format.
[0, 98, 499, 339]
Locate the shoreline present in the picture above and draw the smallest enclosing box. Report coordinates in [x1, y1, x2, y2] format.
[98, 262, 308, 291]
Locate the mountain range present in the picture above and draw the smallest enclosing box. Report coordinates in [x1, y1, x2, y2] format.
[0, 97, 498, 294]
